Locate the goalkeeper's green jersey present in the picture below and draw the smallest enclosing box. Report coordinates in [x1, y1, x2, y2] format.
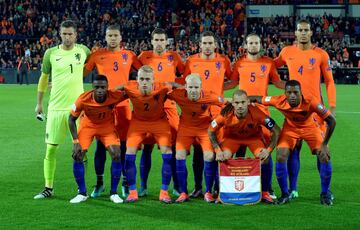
[41, 44, 90, 111]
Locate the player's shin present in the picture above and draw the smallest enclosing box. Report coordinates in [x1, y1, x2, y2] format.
[287, 143, 301, 192]
[94, 140, 106, 186]
[161, 153, 172, 191]
[204, 160, 216, 193]
[73, 161, 86, 195]
[125, 154, 137, 191]
[276, 162, 289, 196]
[140, 144, 153, 189]
[176, 159, 188, 193]
[171, 145, 179, 192]
[261, 160, 272, 192]
[44, 144, 58, 188]
[319, 161, 332, 193]
[111, 160, 122, 194]
[192, 144, 204, 190]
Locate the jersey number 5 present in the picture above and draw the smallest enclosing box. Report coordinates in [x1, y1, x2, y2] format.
[250, 72, 256, 82]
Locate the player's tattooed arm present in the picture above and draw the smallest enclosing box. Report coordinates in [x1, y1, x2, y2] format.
[208, 128, 220, 150]
[165, 81, 184, 89]
[247, 96, 263, 104]
[224, 79, 238, 90]
[273, 80, 286, 89]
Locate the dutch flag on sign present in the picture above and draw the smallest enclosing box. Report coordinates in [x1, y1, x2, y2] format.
[219, 158, 261, 205]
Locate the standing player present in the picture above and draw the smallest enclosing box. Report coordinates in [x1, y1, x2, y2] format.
[249, 80, 336, 205]
[34, 20, 90, 199]
[230, 33, 285, 200]
[68, 75, 127, 204]
[137, 28, 184, 196]
[208, 90, 281, 204]
[84, 24, 142, 198]
[182, 31, 233, 197]
[121, 66, 174, 203]
[274, 19, 336, 199]
[167, 74, 225, 203]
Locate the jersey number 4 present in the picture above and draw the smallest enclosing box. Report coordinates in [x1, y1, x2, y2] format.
[298, 65, 303, 75]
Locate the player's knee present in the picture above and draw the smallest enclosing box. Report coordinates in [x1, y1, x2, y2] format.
[160, 146, 172, 154]
[176, 150, 186, 160]
[126, 147, 137, 155]
[276, 148, 289, 163]
[223, 151, 233, 160]
[203, 151, 215, 162]
[73, 151, 86, 162]
[262, 157, 270, 164]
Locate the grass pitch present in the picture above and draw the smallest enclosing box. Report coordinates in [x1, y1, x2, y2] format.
[0, 84, 359, 230]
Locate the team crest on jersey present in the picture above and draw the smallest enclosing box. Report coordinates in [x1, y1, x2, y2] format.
[260, 64, 267, 76]
[247, 123, 254, 129]
[260, 64, 267, 73]
[215, 61, 221, 70]
[122, 53, 128, 64]
[201, 104, 208, 110]
[234, 179, 244, 191]
[167, 55, 174, 62]
[309, 58, 316, 69]
[75, 53, 81, 61]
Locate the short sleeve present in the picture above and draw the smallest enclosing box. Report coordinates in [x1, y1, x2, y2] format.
[41, 48, 52, 74]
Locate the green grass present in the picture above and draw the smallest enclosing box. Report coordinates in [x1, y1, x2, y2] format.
[0, 84, 359, 230]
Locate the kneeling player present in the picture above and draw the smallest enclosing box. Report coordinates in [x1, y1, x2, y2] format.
[167, 74, 225, 203]
[122, 65, 174, 204]
[249, 80, 336, 205]
[208, 90, 281, 204]
[68, 75, 126, 204]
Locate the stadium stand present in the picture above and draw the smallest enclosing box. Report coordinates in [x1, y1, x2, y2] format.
[0, 0, 359, 83]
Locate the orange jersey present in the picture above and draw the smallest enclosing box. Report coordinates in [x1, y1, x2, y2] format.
[138, 51, 184, 82]
[124, 82, 169, 121]
[71, 90, 127, 125]
[209, 105, 272, 139]
[85, 48, 142, 88]
[183, 53, 232, 96]
[167, 88, 224, 129]
[274, 45, 336, 107]
[231, 56, 281, 96]
[138, 50, 184, 109]
[261, 95, 332, 128]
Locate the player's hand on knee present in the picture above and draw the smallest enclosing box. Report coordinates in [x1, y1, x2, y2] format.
[318, 144, 330, 163]
[72, 143, 83, 161]
[258, 148, 270, 163]
[223, 151, 232, 160]
[216, 152, 225, 161]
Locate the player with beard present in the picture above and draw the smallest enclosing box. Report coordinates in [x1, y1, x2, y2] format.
[137, 28, 184, 197]
[182, 31, 234, 198]
[228, 33, 285, 202]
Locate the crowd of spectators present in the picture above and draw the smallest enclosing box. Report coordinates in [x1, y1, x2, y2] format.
[0, 0, 359, 71]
